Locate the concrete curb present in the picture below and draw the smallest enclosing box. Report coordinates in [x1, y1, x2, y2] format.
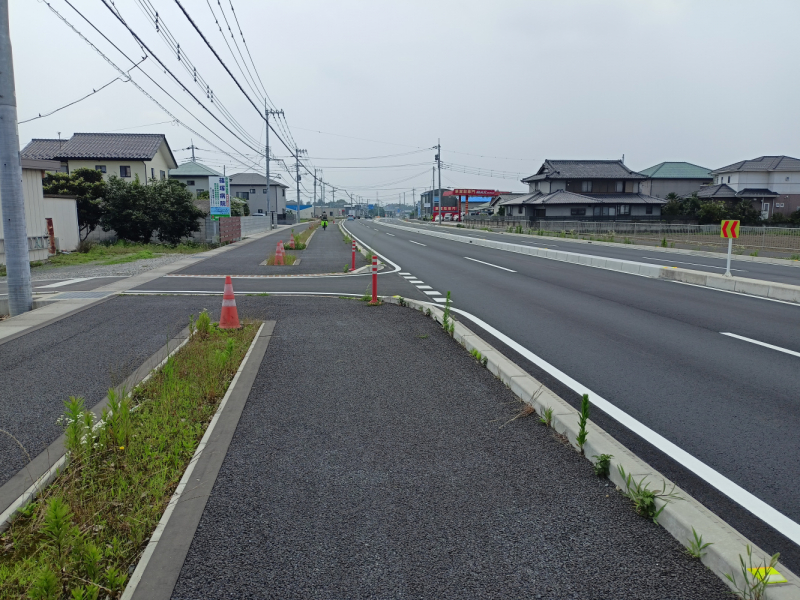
[434, 220, 800, 267]
[384, 294, 800, 599]
[122, 321, 274, 600]
[0, 326, 192, 532]
[381, 221, 800, 305]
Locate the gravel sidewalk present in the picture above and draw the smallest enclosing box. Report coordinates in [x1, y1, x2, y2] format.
[170, 297, 730, 599]
[0, 254, 191, 282]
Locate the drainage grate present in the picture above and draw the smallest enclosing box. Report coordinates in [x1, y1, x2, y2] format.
[51, 291, 116, 299]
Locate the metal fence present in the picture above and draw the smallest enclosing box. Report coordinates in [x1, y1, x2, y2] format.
[530, 221, 800, 253]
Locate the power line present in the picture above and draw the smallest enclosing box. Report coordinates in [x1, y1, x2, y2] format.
[18, 73, 125, 124]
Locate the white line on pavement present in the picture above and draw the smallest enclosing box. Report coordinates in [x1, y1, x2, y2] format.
[409, 240, 427, 246]
[36, 277, 93, 288]
[464, 257, 516, 272]
[416, 285, 432, 289]
[720, 332, 800, 358]
[423, 290, 441, 295]
[441, 304, 800, 546]
[644, 257, 745, 272]
[408, 280, 424, 284]
[386, 233, 395, 236]
[399, 272, 410, 275]
[402, 275, 416, 279]
[433, 297, 447, 302]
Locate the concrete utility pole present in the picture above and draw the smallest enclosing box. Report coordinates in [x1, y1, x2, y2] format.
[437, 139, 442, 225]
[265, 106, 283, 229]
[190, 139, 196, 162]
[0, 0, 32, 315]
[313, 168, 317, 217]
[295, 148, 306, 224]
[431, 165, 435, 223]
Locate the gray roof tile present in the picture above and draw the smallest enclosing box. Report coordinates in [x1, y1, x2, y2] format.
[687, 184, 738, 199]
[523, 160, 645, 183]
[229, 172, 288, 187]
[52, 133, 173, 163]
[169, 161, 222, 177]
[712, 155, 800, 174]
[20, 139, 66, 160]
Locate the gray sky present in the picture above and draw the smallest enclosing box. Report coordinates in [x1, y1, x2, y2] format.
[10, 0, 800, 204]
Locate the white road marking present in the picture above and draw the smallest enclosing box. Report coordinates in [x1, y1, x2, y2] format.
[720, 332, 800, 358]
[464, 257, 516, 272]
[434, 304, 800, 546]
[423, 290, 441, 295]
[416, 285, 432, 289]
[402, 275, 416, 279]
[666, 279, 800, 307]
[644, 257, 745, 272]
[409, 240, 427, 246]
[408, 279, 424, 283]
[433, 297, 448, 302]
[399, 272, 410, 275]
[386, 233, 395, 236]
[36, 277, 93, 288]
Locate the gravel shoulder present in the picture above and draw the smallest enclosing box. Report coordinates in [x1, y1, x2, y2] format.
[0, 254, 191, 282]
[170, 297, 730, 599]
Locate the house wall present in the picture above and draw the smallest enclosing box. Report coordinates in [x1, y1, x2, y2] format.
[0, 168, 51, 264]
[647, 179, 713, 199]
[714, 169, 800, 216]
[43, 197, 80, 251]
[527, 180, 551, 194]
[231, 184, 287, 215]
[170, 175, 212, 197]
[68, 145, 174, 184]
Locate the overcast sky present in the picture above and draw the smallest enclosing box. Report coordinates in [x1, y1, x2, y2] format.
[9, 0, 800, 204]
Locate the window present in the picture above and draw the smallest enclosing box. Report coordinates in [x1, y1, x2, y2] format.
[95, 165, 106, 173]
[615, 181, 624, 193]
[581, 181, 593, 193]
[518, 205, 524, 215]
[534, 181, 540, 191]
[646, 205, 653, 215]
[160, 170, 166, 180]
[263, 189, 268, 194]
[727, 176, 731, 183]
[250, 188, 256, 194]
[282, 189, 285, 197]
[195, 188, 205, 194]
[151, 168, 155, 180]
[786, 177, 790, 182]
[618, 204, 630, 215]
[258, 209, 264, 214]
[593, 206, 616, 216]
[236, 192, 250, 200]
[120, 166, 132, 177]
[187, 180, 195, 186]
[534, 208, 546, 217]
[570, 208, 586, 216]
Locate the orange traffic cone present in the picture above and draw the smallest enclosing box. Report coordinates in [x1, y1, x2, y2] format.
[275, 241, 284, 265]
[219, 275, 241, 329]
[287, 235, 295, 249]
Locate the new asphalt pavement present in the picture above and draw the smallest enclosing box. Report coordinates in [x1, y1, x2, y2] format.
[169, 297, 730, 600]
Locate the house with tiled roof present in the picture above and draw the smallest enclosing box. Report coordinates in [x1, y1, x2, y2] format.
[637, 162, 713, 199]
[709, 156, 800, 219]
[505, 160, 665, 220]
[169, 161, 222, 198]
[228, 172, 289, 216]
[21, 133, 177, 184]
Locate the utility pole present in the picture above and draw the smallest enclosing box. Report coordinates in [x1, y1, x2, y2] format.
[0, 0, 32, 315]
[431, 165, 436, 222]
[437, 139, 442, 225]
[190, 139, 196, 162]
[295, 148, 306, 224]
[313, 168, 317, 218]
[266, 105, 283, 228]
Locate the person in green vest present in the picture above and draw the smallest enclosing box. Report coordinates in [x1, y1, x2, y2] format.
[322, 217, 328, 230]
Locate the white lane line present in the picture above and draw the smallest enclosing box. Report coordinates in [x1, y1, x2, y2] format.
[402, 275, 416, 279]
[438, 304, 800, 546]
[720, 332, 800, 358]
[464, 256, 517, 272]
[399, 272, 410, 275]
[36, 277, 93, 288]
[386, 233, 395, 236]
[408, 280, 424, 284]
[409, 240, 427, 246]
[433, 297, 448, 302]
[423, 290, 442, 296]
[416, 285, 432, 290]
[644, 257, 745, 272]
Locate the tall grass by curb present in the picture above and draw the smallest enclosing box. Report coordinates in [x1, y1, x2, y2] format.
[0, 316, 257, 599]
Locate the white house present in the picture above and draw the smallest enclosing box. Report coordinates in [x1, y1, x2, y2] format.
[710, 156, 800, 219]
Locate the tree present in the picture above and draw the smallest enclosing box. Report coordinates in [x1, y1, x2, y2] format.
[101, 175, 154, 243]
[230, 198, 250, 216]
[696, 200, 728, 224]
[727, 199, 762, 225]
[101, 176, 203, 244]
[148, 178, 204, 244]
[43, 168, 106, 240]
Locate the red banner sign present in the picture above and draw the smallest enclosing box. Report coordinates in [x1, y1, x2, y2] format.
[450, 189, 501, 197]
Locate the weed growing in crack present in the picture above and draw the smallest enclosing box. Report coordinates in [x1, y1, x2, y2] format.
[441, 291, 454, 335]
[576, 394, 590, 454]
[617, 465, 682, 523]
[470, 348, 482, 362]
[592, 453, 613, 477]
[725, 545, 781, 600]
[397, 296, 407, 307]
[539, 406, 553, 427]
[685, 527, 713, 559]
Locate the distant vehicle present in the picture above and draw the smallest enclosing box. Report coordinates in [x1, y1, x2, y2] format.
[347, 215, 355, 221]
[443, 214, 453, 221]
[251, 213, 266, 217]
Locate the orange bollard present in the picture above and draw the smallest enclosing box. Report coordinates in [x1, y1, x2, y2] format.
[219, 276, 241, 329]
[371, 255, 378, 303]
[287, 235, 295, 249]
[275, 241, 284, 265]
[351, 240, 356, 271]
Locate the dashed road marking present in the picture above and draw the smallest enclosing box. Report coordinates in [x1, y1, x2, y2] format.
[464, 257, 516, 272]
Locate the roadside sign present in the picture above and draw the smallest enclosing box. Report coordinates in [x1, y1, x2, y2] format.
[721, 220, 740, 238]
[209, 176, 231, 217]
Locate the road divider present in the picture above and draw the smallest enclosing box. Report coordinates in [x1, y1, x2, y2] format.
[384, 294, 800, 598]
[378, 221, 800, 305]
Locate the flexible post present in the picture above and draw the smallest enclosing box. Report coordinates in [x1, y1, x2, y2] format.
[351, 240, 356, 271]
[371, 255, 378, 303]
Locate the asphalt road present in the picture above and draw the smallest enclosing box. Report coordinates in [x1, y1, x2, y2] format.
[345, 219, 800, 572]
[0, 276, 126, 296]
[171, 297, 729, 600]
[398, 220, 800, 285]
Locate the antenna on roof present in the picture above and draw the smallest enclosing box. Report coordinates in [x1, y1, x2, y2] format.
[621, 154, 625, 164]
